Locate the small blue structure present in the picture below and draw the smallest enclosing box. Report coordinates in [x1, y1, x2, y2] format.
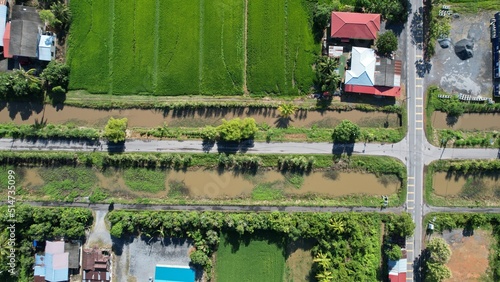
[154, 265, 195, 282]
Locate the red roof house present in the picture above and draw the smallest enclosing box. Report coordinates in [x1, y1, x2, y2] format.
[330, 12, 381, 40]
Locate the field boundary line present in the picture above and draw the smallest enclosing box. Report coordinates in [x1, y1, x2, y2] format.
[220, 9, 237, 88]
[199, 0, 204, 93]
[243, 0, 249, 95]
[283, 0, 289, 92]
[153, 0, 160, 93]
[108, 0, 115, 94]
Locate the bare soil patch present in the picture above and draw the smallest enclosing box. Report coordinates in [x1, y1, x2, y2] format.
[285, 239, 315, 282]
[440, 229, 493, 281]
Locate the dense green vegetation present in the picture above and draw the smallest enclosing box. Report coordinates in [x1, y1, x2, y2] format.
[0, 206, 93, 281]
[123, 168, 166, 193]
[107, 211, 414, 281]
[0, 123, 100, 140]
[425, 159, 500, 206]
[425, 238, 452, 282]
[68, 0, 317, 95]
[376, 31, 398, 55]
[424, 213, 500, 281]
[215, 233, 286, 282]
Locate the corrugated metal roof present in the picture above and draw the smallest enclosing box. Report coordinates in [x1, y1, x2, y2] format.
[3, 21, 11, 58]
[45, 253, 69, 282]
[345, 47, 376, 86]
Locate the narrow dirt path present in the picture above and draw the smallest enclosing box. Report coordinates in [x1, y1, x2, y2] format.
[243, 0, 249, 95]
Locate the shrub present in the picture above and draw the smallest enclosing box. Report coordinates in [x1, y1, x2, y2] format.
[104, 118, 128, 143]
[332, 120, 360, 143]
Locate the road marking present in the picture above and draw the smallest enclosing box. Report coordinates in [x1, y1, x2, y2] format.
[416, 85, 422, 88]
[406, 249, 413, 252]
[407, 199, 414, 202]
[416, 77, 422, 80]
[416, 97, 423, 100]
[407, 206, 414, 209]
[406, 241, 414, 244]
[408, 177, 415, 179]
[416, 54, 422, 58]
[407, 190, 415, 193]
[416, 128, 423, 130]
[407, 269, 413, 273]
[416, 104, 423, 107]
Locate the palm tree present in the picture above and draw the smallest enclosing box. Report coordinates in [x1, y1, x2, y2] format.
[313, 252, 332, 269]
[321, 70, 341, 93]
[51, 2, 72, 31]
[316, 270, 334, 282]
[277, 103, 297, 118]
[328, 218, 345, 234]
[0, 231, 12, 264]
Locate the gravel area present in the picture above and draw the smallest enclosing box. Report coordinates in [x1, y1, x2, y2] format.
[113, 237, 194, 282]
[425, 12, 494, 96]
[87, 210, 112, 248]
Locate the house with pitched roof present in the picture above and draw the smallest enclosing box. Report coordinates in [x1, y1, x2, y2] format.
[330, 11, 381, 41]
[34, 241, 69, 282]
[344, 47, 402, 97]
[82, 248, 111, 282]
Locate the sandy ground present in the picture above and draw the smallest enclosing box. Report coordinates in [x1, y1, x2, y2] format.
[425, 12, 494, 97]
[440, 229, 493, 281]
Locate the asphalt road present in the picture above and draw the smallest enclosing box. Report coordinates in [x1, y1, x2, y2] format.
[405, 0, 426, 277]
[0, 138, 496, 165]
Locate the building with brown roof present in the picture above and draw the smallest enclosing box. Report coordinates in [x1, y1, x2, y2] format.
[82, 248, 111, 282]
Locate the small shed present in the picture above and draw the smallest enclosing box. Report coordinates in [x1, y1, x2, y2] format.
[38, 33, 55, 61]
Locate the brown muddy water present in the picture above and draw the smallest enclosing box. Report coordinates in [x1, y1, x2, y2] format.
[432, 172, 500, 196]
[0, 103, 400, 128]
[431, 112, 500, 131]
[20, 167, 399, 199]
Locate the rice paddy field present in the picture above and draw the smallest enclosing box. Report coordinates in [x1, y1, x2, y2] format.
[67, 0, 318, 96]
[215, 233, 286, 282]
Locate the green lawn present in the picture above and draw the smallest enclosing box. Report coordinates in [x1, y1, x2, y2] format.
[445, 0, 500, 13]
[215, 233, 286, 282]
[67, 0, 317, 96]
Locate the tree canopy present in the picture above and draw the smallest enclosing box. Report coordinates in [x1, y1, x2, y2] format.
[425, 237, 452, 282]
[41, 61, 70, 91]
[376, 31, 398, 55]
[332, 120, 360, 143]
[217, 118, 257, 142]
[104, 117, 128, 143]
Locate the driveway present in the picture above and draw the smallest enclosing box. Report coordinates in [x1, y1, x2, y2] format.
[86, 210, 112, 248]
